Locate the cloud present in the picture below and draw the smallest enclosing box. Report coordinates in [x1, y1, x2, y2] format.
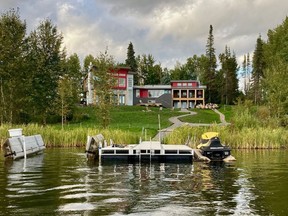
[1, 0, 288, 69]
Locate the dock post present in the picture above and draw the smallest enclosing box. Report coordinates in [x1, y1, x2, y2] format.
[22, 135, 27, 159]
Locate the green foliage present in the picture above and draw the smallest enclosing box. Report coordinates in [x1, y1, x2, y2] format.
[160, 68, 171, 84]
[218, 105, 233, 122]
[125, 42, 138, 84]
[59, 53, 82, 122]
[231, 99, 285, 129]
[57, 75, 75, 128]
[170, 58, 198, 81]
[250, 35, 265, 104]
[165, 124, 288, 149]
[136, 54, 162, 85]
[0, 9, 27, 124]
[93, 51, 116, 128]
[263, 60, 288, 123]
[27, 19, 65, 124]
[83, 54, 96, 70]
[264, 17, 288, 64]
[260, 17, 288, 122]
[218, 46, 239, 104]
[204, 25, 218, 103]
[0, 106, 187, 147]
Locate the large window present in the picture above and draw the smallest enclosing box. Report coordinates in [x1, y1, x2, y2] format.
[148, 90, 170, 98]
[119, 78, 126, 87]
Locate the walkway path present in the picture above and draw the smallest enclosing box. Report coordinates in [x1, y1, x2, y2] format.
[152, 108, 230, 141]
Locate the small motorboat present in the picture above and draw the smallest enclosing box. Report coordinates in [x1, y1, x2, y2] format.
[197, 132, 231, 161]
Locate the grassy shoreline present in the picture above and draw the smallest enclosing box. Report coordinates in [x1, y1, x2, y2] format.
[164, 125, 288, 149]
[0, 105, 287, 149]
[0, 106, 183, 148]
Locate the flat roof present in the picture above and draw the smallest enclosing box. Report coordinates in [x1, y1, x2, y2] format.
[134, 85, 171, 90]
[170, 80, 199, 83]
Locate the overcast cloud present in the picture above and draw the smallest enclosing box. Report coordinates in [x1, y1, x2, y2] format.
[1, 0, 287, 68]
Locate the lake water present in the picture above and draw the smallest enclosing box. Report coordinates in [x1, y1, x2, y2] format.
[0, 149, 288, 216]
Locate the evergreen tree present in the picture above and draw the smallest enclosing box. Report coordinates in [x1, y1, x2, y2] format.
[241, 54, 247, 93]
[219, 46, 239, 104]
[204, 25, 218, 103]
[125, 42, 138, 84]
[251, 35, 265, 104]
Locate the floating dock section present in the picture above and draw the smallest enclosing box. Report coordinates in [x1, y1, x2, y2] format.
[2, 128, 45, 160]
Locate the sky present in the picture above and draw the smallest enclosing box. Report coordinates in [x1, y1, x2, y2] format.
[1, 0, 288, 69]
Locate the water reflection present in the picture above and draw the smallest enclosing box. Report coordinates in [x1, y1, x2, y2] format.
[0, 149, 287, 215]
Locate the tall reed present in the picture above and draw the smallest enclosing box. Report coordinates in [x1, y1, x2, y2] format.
[164, 125, 288, 149]
[0, 124, 139, 148]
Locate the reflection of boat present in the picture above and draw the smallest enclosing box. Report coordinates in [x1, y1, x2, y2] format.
[85, 134, 193, 163]
[197, 132, 232, 161]
[2, 128, 45, 160]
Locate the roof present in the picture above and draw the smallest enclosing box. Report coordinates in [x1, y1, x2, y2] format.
[134, 85, 171, 90]
[170, 80, 199, 83]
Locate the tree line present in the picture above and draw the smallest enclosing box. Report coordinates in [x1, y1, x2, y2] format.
[0, 9, 287, 127]
[0, 9, 82, 125]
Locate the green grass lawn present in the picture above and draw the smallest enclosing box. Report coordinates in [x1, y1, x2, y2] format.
[65, 105, 185, 137]
[0, 105, 233, 147]
[178, 109, 221, 124]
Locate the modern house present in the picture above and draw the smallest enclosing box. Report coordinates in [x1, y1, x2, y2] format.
[84, 64, 206, 108]
[83, 64, 134, 106]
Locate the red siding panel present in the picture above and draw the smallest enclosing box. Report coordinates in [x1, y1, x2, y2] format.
[140, 89, 148, 98]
